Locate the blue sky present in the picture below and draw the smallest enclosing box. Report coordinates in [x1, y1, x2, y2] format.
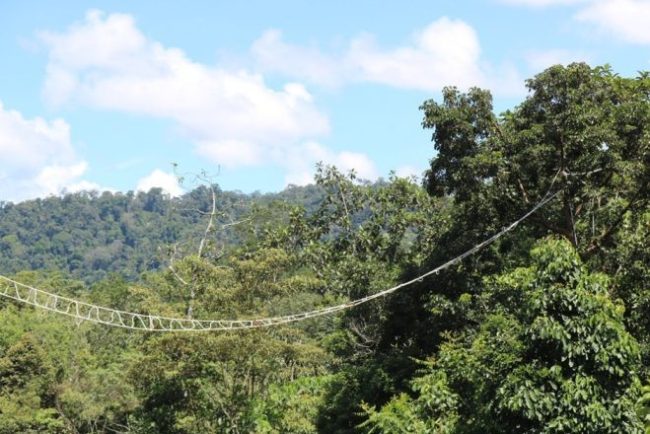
[1, 0, 649, 202]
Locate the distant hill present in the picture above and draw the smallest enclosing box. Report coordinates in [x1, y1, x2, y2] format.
[0, 184, 324, 282]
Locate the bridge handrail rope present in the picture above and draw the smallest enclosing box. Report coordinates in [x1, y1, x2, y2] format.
[0, 190, 560, 332]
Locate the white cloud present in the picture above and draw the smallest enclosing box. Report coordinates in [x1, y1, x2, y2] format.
[39, 10, 330, 171]
[502, 0, 650, 45]
[196, 140, 264, 168]
[524, 49, 592, 71]
[282, 142, 378, 186]
[335, 151, 378, 179]
[64, 179, 108, 194]
[252, 18, 523, 95]
[252, 30, 344, 88]
[394, 165, 423, 181]
[351, 18, 483, 90]
[44, 11, 531, 187]
[34, 161, 87, 196]
[136, 169, 183, 196]
[0, 102, 73, 169]
[576, 0, 650, 44]
[0, 101, 100, 202]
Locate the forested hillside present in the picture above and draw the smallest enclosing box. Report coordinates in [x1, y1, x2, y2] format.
[1, 63, 650, 433]
[0, 183, 325, 282]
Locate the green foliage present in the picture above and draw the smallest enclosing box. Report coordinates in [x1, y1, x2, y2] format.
[0, 185, 324, 283]
[251, 375, 333, 434]
[637, 383, 650, 433]
[0, 332, 62, 434]
[0, 296, 140, 433]
[365, 239, 643, 433]
[363, 370, 460, 434]
[1, 63, 650, 434]
[422, 63, 650, 256]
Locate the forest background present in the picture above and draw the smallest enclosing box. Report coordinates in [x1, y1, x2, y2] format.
[1, 63, 650, 433]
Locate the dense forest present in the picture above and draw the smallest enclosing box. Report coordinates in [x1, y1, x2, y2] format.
[1, 63, 650, 433]
[0, 182, 326, 283]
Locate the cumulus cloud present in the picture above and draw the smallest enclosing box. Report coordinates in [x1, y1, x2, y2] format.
[0, 102, 73, 169]
[394, 165, 424, 181]
[501, 0, 650, 46]
[0, 101, 100, 202]
[524, 49, 592, 71]
[252, 18, 482, 90]
[282, 142, 378, 186]
[252, 30, 345, 88]
[39, 10, 332, 176]
[252, 17, 523, 95]
[43, 11, 528, 186]
[136, 169, 183, 196]
[576, 0, 650, 44]
[64, 179, 108, 194]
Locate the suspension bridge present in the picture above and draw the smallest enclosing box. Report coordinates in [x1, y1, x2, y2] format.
[0, 190, 560, 332]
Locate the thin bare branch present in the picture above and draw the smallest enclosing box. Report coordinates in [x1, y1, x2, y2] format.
[585, 195, 648, 257]
[517, 177, 530, 204]
[198, 185, 217, 258]
[222, 217, 252, 229]
[168, 264, 189, 286]
[176, 207, 214, 215]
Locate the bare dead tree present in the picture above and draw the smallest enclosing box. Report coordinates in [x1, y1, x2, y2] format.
[197, 180, 217, 259]
[159, 167, 257, 319]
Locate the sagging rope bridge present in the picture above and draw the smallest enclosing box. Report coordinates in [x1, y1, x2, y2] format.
[0, 191, 560, 332]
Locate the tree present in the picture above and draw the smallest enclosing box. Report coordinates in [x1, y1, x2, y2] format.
[261, 166, 450, 432]
[127, 247, 331, 434]
[365, 239, 643, 433]
[422, 63, 650, 256]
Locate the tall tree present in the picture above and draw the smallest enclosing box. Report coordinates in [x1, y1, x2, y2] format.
[422, 63, 650, 256]
[364, 239, 643, 433]
[339, 63, 650, 432]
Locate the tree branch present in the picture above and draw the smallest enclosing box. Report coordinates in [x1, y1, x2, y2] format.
[198, 184, 217, 258]
[585, 195, 648, 257]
